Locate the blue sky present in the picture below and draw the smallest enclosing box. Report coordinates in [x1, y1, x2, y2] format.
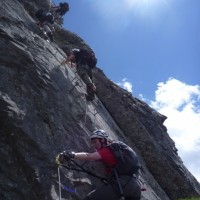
[53, 0, 200, 182]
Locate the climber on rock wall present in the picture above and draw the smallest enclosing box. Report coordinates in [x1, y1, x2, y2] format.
[57, 130, 141, 200]
[35, 9, 55, 41]
[63, 48, 97, 101]
[51, 2, 69, 18]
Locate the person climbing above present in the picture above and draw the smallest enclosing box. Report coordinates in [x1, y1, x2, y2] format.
[51, 2, 69, 18]
[35, 9, 55, 41]
[63, 48, 97, 101]
[57, 129, 141, 200]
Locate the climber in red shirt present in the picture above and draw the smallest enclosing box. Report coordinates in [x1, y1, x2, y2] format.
[58, 130, 141, 200]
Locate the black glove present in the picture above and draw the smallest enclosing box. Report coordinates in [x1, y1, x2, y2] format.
[58, 151, 75, 164]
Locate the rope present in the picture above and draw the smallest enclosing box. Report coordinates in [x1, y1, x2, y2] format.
[84, 98, 88, 126]
[58, 166, 62, 200]
[113, 170, 125, 200]
[61, 160, 109, 184]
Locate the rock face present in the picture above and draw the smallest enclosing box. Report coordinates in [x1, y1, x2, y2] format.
[0, 0, 200, 200]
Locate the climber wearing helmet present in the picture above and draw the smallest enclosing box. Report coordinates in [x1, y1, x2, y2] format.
[89, 130, 112, 155]
[57, 129, 141, 200]
[63, 48, 97, 101]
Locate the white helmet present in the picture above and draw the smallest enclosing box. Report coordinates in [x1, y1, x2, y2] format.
[90, 130, 109, 140]
[71, 48, 79, 54]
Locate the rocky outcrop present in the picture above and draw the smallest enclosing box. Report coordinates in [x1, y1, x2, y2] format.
[94, 70, 200, 199]
[0, 0, 200, 200]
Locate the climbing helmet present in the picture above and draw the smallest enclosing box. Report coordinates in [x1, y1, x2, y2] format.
[90, 130, 109, 140]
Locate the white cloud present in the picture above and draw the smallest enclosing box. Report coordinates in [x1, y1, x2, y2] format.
[151, 78, 200, 110]
[148, 78, 200, 182]
[117, 78, 133, 93]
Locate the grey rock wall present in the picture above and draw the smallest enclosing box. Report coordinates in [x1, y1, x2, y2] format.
[0, 0, 200, 200]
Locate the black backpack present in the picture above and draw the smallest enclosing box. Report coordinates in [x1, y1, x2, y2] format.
[108, 141, 141, 175]
[76, 49, 97, 69]
[35, 9, 45, 20]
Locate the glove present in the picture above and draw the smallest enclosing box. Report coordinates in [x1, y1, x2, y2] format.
[56, 151, 75, 164]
